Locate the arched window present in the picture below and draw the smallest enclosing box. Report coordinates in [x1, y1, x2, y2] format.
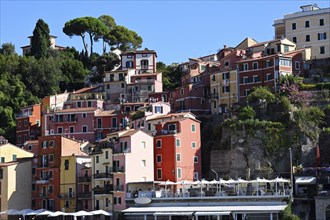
[141, 59, 149, 69]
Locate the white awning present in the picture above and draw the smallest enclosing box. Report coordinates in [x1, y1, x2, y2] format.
[295, 176, 316, 184]
[154, 212, 193, 216]
[195, 212, 230, 216]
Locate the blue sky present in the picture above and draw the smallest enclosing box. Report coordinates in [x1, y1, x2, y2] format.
[0, 1, 329, 64]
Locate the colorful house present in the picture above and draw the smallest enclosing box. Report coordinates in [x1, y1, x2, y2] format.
[120, 50, 157, 74]
[16, 104, 41, 146]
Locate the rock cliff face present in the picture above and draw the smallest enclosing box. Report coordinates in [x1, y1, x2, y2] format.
[209, 126, 319, 180]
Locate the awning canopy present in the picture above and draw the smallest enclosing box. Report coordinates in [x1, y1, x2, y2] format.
[154, 212, 193, 216]
[295, 176, 316, 184]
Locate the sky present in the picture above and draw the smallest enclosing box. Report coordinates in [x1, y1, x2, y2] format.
[0, 0, 329, 65]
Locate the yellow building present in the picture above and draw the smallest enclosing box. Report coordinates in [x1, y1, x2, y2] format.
[60, 153, 90, 212]
[274, 4, 330, 59]
[0, 159, 33, 219]
[210, 69, 238, 115]
[0, 141, 34, 163]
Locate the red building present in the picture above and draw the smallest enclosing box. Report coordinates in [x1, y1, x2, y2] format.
[16, 104, 41, 146]
[154, 116, 202, 184]
[32, 135, 84, 211]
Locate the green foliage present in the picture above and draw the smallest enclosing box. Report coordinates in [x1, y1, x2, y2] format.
[30, 19, 51, 59]
[247, 86, 276, 104]
[279, 202, 300, 220]
[316, 82, 330, 90]
[131, 110, 145, 121]
[108, 25, 143, 52]
[300, 83, 317, 90]
[324, 104, 330, 127]
[63, 16, 109, 56]
[0, 43, 16, 55]
[157, 62, 181, 91]
[280, 96, 291, 113]
[97, 15, 116, 53]
[91, 52, 120, 83]
[279, 75, 303, 86]
[239, 106, 256, 120]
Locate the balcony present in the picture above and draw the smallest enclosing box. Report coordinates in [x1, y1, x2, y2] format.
[36, 179, 49, 184]
[58, 192, 75, 199]
[37, 193, 47, 198]
[77, 192, 92, 199]
[16, 112, 32, 118]
[93, 185, 113, 195]
[113, 166, 125, 173]
[53, 118, 78, 124]
[114, 184, 125, 192]
[113, 148, 131, 154]
[78, 176, 92, 183]
[157, 130, 177, 135]
[208, 93, 219, 99]
[93, 173, 113, 179]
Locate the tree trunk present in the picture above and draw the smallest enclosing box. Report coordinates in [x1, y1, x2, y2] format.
[102, 39, 106, 54]
[89, 32, 94, 55]
[80, 33, 89, 57]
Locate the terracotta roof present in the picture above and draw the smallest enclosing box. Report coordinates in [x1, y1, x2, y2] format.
[24, 140, 38, 144]
[74, 86, 100, 94]
[120, 129, 139, 138]
[148, 112, 194, 121]
[95, 110, 116, 117]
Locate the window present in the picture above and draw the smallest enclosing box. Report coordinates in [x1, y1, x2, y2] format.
[142, 53, 148, 57]
[106, 84, 110, 90]
[193, 172, 198, 181]
[212, 75, 215, 81]
[155, 106, 163, 113]
[292, 23, 296, 30]
[292, 37, 297, 43]
[69, 126, 74, 133]
[18, 121, 21, 128]
[318, 33, 327, 40]
[12, 154, 17, 161]
[192, 142, 196, 149]
[320, 46, 325, 54]
[28, 145, 32, 151]
[49, 170, 53, 179]
[65, 201, 70, 208]
[320, 18, 324, 26]
[156, 140, 162, 148]
[191, 124, 196, 132]
[97, 118, 102, 128]
[156, 155, 162, 163]
[142, 160, 146, 167]
[105, 151, 109, 159]
[48, 185, 53, 193]
[118, 197, 122, 204]
[49, 140, 54, 147]
[222, 72, 230, 80]
[168, 124, 176, 131]
[193, 156, 198, 163]
[141, 60, 149, 69]
[265, 60, 271, 68]
[57, 127, 63, 134]
[82, 125, 87, 133]
[112, 117, 117, 128]
[305, 20, 309, 28]
[243, 63, 248, 71]
[77, 102, 81, 108]
[32, 183, 36, 191]
[177, 168, 182, 179]
[252, 62, 258, 69]
[176, 139, 181, 147]
[224, 61, 230, 67]
[284, 45, 289, 52]
[82, 113, 87, 118]
[306, 35, 310, 42]
[280, 59, 292, 66]
[121, 83, 125, 88]
[0, 157, 4, 163]
[243, 76, 249, 84]
[114, 197, 117, 205]
[24, 120, 28, 126]
[295, 61, 300, 70]
[140, 141, 146, 149]
[127, 55, 132, 58]
[244, 89, 251, 97]
[42, 141, 47, 148]
[64, 160, 69, 170]
[222, 86, 230, 93]
[253, 75, 260, 82]
[17, 135, 21, 144]
[96, 156, 99, 164]
[49, 154, 54, 163]
[180, 88, 184, 95]
[176, 153, 181, 162]
[126, 61, 134, 68]
[32, 167, 36, 175]
[157, 168, 162, 179]
[105, 198, 109, 207]
[266, 73, 272, 81]
[148, 123, 151, 130]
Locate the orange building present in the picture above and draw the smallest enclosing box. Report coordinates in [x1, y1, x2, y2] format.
[154, 116, 202, 184]
[16, 104, 41, 146]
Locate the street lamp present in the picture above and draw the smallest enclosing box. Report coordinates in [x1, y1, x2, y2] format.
[212, 169, 219, 195]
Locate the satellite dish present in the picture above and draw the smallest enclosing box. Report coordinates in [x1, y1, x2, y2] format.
[134, 197, 152, 205]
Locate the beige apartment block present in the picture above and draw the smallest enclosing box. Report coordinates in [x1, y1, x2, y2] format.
[274, 4, 330, 59]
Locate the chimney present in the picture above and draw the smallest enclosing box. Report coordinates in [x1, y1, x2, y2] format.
[224, 45, 227, 49]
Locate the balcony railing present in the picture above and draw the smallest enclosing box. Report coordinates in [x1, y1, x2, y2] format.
[58, 192, 75, 199]
[114, 184, 125, 191]
[113, 148, 131, 154]
[93, 185, 113, 195]
[113, 166, 125, 173]
[93, 173, 113, 179]
[208, 93, 219, 99]
[77, 192, 92, 199]
[53, 118, 78, 123]
[78, 176, 92, 182]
